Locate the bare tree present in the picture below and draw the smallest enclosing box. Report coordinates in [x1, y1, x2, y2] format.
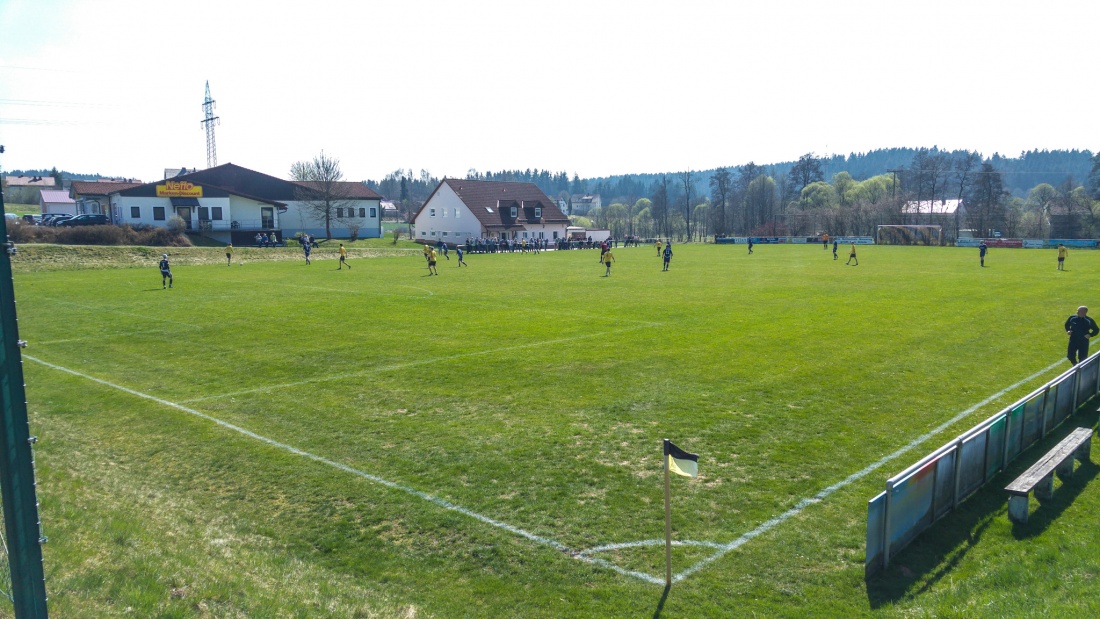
[290, 152, 355, 240]
[709, 168, 733, 237]
[678, 171, 694, 241]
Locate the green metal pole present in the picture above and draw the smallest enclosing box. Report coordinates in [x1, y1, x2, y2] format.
[0, 189, 50, 617]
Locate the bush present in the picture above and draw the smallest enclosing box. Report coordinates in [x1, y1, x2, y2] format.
[166, 215, 187, 233]
[7, 223, 191, 247]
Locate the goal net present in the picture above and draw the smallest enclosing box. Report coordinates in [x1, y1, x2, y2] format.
[876, 225, 942, 246]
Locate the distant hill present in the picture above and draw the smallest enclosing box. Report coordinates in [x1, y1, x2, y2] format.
[582, 148, 1095, 202]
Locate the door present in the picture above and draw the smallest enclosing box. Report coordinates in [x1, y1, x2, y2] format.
[261, 207, 274, 229]
[176, 207, 193, 230]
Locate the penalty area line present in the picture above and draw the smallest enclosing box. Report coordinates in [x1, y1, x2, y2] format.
[23, 354, 662, 585]
[672, 358, 1067, 583]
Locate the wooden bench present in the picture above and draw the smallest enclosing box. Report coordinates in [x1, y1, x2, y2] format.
[1005, 426, 1093, 524]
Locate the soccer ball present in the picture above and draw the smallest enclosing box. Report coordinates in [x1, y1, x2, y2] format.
[238, 261, 244, 266]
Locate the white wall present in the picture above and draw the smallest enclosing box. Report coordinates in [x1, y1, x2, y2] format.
[282, 199, 382, 239]
[414, 183, 482, 243]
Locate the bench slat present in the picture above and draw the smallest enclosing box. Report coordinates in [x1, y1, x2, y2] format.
[1005, 427, 1092, 495]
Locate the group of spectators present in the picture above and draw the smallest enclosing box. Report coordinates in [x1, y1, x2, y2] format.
[464, 237, 548, 254]
[253, 232, 280, 247]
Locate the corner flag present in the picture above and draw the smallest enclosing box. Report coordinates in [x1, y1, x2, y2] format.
[663, 438, 699, 586]
[665, 440, 698, 478]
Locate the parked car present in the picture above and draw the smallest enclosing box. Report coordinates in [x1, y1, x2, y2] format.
[46, 214, 75, 226]
[57, 214, 109, 227]
[22, 214, 42, 224]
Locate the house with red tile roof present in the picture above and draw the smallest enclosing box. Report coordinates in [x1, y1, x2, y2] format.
[412, 179, 570, 245]
[70, 181, 142, 216]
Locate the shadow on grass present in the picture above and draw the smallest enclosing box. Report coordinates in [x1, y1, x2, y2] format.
[651, 584, 670, 619]
[866, 407, 1099, 609]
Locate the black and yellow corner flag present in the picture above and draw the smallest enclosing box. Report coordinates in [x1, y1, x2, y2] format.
[664, 440, 698, 478]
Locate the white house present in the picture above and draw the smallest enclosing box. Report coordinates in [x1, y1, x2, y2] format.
[39, 189, 77, 216]
[412, 179, 571, 244]
[70, 181, 141, 216]
[105, 163, 382, 244]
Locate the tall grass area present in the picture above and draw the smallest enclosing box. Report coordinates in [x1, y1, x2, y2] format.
[9, 243, 1100, 617]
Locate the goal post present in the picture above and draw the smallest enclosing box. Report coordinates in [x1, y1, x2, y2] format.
[876, 225, 942, 246]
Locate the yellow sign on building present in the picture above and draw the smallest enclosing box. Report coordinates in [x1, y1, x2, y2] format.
[155, 181, 203, 198]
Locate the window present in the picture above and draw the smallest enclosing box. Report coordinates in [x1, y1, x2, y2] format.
[369, 207, 376, 218]
[198, 207, 210, 221]
[454, 208, 459, 218]
[442, 231, 448, 236]
[420, 231, 426, 237]
[522, 232, 528, 238]
[535, 207, 542, 218]
[336, 208, 343, 218]
[430, 208, 436, 217]
[485, 207, 493, 213]
[153, 206, 165, 221]
[359, 207, 366, 218]
[553, 231, 559, 239]
[510, 206, 517, 218]
[212, 207, 223, 220]
[430, 230, 436, 236]
[130, 206, 140, 218]
[442, 208, 448, 218]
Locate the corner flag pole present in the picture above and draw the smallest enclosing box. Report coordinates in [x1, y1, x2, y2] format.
[663, 438, 672, 587]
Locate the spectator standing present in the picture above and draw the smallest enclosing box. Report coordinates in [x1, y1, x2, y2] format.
[1065, 306, 1099, 365]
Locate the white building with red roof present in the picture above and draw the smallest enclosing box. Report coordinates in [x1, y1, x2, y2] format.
[412, 179, 570, 244]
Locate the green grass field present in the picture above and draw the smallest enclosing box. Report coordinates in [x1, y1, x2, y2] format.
[8, 242, 1100, 617]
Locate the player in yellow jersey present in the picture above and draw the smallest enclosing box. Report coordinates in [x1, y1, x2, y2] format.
[339, 243, 351, 269]
[603, 248, 615, 276]
[428, 248, 439, 275]
[225, 243, 233, 266]
[1058, 244, 1067, 271]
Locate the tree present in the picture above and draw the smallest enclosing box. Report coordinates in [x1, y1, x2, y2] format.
[289, 152, 355, 240]
[651, 176, 671, 238]
[788, 153, 824, 195]
[709, 167, 733, 236]
[966, 164, 1007, 237]
[1026, 183, 1060, 239]
[1088, 152, 1100, 200]
[678, 171, 694, 241]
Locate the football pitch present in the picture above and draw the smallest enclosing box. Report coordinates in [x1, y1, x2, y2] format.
[12, 243, 1100, 617]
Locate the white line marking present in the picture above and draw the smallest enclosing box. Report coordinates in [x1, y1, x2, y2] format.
[26, 353, 1062, 586]
[671, 358, 1066, 582]
[179, 324, 658, 403]
[23, 354, 663, 584]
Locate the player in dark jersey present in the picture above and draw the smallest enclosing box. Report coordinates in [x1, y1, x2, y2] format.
[159, 254, 173, 289]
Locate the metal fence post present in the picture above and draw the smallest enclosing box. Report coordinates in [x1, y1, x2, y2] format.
[0, 197, 49, 617]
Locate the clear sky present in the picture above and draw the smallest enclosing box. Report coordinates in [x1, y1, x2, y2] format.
[1, 0, 1096, 184]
